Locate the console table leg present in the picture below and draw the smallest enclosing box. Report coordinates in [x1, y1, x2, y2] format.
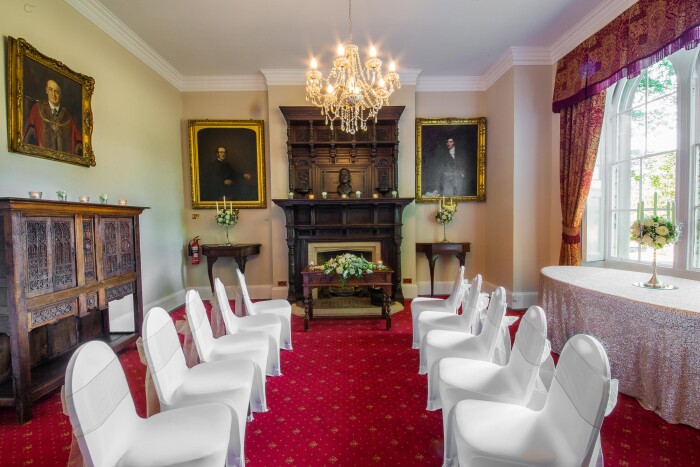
[383, 294, 392, 330]
[303, 296, 313, 332]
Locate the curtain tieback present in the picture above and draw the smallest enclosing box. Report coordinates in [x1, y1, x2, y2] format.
[562, 225, 581, 244]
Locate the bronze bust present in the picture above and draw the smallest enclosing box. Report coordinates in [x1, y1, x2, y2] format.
[337, 168, 353, 196]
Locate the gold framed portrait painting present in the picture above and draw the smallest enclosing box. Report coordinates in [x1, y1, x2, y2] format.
[415, 117, 486, 203]
[189, 120, 266, 209]
[6, 37, 95, 167]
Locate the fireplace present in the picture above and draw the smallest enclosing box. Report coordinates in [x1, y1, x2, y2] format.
[308, 241, 382, 265]
[273, 198, 413, 303]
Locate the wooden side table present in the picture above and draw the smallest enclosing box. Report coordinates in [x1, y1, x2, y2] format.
[416, 242, 471, 296]
[301, 267, 394, 331]
[201, 244, 261, 292]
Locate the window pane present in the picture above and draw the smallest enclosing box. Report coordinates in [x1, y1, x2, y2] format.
[646, 95, 677, 154]
[631, 70, 647, 108]
[611, 210, 636, 260]
[611, 159, 640, 210]
[618, 109, 645, 158]
[646, 59, 676, 100]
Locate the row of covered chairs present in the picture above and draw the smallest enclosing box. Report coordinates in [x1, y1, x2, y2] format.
[411, 266, 617, 466]
[64, 270, 292, 466]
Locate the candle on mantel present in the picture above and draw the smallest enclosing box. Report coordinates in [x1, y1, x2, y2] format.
[308, 194, 315, 200]
[216, 200, 219, 213]
[309, 261, 315, 267]
[377, 259, 383, 266]
[653, 192, 658, 215]
[118, 199, 128, 206]
[372, 194, 379, 199]
[341, 194, 347, 199]
[79, 195, 89, 203]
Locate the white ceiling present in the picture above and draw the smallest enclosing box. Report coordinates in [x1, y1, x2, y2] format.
[66, 0, 637, 90]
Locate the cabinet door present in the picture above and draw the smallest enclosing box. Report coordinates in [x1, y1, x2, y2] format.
[24, 217, 77, 297]
[51, 218, 76, 292]
[102, 218, 135, 279]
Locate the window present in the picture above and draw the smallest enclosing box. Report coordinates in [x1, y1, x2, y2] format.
[587, 47, 700, 273]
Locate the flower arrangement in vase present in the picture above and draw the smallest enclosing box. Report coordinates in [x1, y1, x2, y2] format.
[435, 196, 456, 243]
[321, 253, 387, 285]
[630, 195, 681, 289]
[215, 196, 239, 246]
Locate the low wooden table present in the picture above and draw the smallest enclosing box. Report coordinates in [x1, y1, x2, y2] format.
[301, 267, 394, 331]
[416, 242, 471, 296]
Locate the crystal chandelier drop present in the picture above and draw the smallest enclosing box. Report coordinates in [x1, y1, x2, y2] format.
[305, 0, 400, 134]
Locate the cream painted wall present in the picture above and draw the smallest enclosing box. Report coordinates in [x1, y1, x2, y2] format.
[484, 69, 516, 293]
[414, 91, 487, 291]
[180, 91, 271, 298]
[0, 1, 186, 313]
[512, 65, 555, 305]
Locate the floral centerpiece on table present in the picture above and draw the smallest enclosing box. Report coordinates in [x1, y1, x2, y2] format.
[321, 253, 387, 285]
[630, 215, 680, 249]
[215, 199, 239, 246]
[435, 197, 457, 242]
[630, 212, 681, 288]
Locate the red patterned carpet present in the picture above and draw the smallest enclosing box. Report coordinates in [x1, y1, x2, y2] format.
[0, 303, 698, 466]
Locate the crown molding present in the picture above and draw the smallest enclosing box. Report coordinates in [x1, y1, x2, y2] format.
[65, 0, 184, 89]
[66, 0, 635, 93]
[180, 75, 268, 92]
[261, 68, 422, 87]
[550, 0, 638, 62]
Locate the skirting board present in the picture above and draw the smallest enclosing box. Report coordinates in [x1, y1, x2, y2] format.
[481, 280, 538, 310]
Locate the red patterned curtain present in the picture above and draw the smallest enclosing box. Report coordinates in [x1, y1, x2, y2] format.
[559, 92, 606, 265]
[553, 0, 700, 112]
[553, 0, 699, 265]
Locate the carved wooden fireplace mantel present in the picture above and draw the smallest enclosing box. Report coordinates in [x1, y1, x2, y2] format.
[273, 198, 413, 303]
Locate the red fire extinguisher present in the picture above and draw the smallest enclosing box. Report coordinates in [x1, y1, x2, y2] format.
[189, 236, 200, 265]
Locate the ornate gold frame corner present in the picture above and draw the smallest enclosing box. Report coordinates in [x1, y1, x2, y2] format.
[189, 120, 267, 209]
[415, 117, 486, 203]
[7, 37, 95, 167]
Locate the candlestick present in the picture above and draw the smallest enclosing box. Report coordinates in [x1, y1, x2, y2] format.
[308, 194, 315, 199]
[671, 201, 676, 224]
[640, 201, 644, 220]
[372, 193, 379, 199]
[341, 194, 347, 199]
[223, 195, 226, 205]
[216, 200, 219, 213]
[653, 192, 658, 215]
[666, 201, 671, 218]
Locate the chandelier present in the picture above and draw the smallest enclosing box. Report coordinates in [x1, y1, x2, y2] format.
[305, 0, 400, 134]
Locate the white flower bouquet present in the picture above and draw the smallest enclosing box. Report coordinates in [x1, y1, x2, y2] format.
[630, 215, 680, 249]
[322, 253, 387, 285]
[215, 207, 238, 226]
[435, 198, 456, 225]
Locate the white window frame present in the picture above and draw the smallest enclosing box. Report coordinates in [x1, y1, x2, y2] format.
[584, 47, 700, 281]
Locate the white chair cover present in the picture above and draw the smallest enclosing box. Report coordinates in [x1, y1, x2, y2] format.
[236, 269, 293, 350]
[186, 289, 270, 412]
[438, 305, 548, 466]
[417, 275, 486, 371]
[453, 334, 615, 467]
[216, 278, 283, 376]
[423, 287, 507, 410]
[411, 266, 465, 349]
[64, 340, 231, 467]
[143, 307, 256, 467]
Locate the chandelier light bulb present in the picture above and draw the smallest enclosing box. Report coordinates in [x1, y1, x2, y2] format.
[327, 84, 334, 94]
[310, 57, 317, 69]
[369, 46, 377, 57]
[378, 77, 385, 87]
[389, 61, 396, 72]
[337, 44, 345, 56]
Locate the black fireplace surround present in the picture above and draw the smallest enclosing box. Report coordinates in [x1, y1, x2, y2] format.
[273, 198, 413, 303]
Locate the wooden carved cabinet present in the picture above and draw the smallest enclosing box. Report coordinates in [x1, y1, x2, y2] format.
[280, 106, 405, 198]
[0, 198, 147, 423]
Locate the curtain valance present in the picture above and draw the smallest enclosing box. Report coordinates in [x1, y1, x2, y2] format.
[552, 0, 699, 113]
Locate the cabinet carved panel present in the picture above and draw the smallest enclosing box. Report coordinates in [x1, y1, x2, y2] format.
[51, 219, 75, 291]
[25, 220, 50, 296]
[82, 219, 96, 282]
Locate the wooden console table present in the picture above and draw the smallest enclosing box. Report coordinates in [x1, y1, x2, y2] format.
[416, 242, 471, 296]
[201, 244, 261, 292]
[301, 267, 393, 331]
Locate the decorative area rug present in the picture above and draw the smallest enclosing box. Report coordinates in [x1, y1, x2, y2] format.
[291, 296, 404, 317]
[0, 301, 698, 466]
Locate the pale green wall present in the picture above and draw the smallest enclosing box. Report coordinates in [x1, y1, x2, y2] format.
[0, 1, 186, 311]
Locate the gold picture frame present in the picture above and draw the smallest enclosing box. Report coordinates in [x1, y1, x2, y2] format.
[189, 120, 266, 209]
[6, 37, 95, 167]
[415, 117, 486, 203]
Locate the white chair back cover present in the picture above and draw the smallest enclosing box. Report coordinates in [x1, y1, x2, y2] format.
[215, 277, 240, 333]
[185, 289, 216, 362]
[459, 274, 482, 327]
[236, 268, 258, 316]
[445, 266, 466, 312]
[505, 306, 548, 404]
[65, 341, 138, 467]
[142, 307, 189, 407]
[473, 286, 507, 361]
[543, 334, 612, 466]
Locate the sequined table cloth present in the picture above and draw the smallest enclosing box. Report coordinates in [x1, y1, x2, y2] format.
[539, 266, 700, 429]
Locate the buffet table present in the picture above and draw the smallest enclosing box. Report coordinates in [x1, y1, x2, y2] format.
[539, 266, 700, 428]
